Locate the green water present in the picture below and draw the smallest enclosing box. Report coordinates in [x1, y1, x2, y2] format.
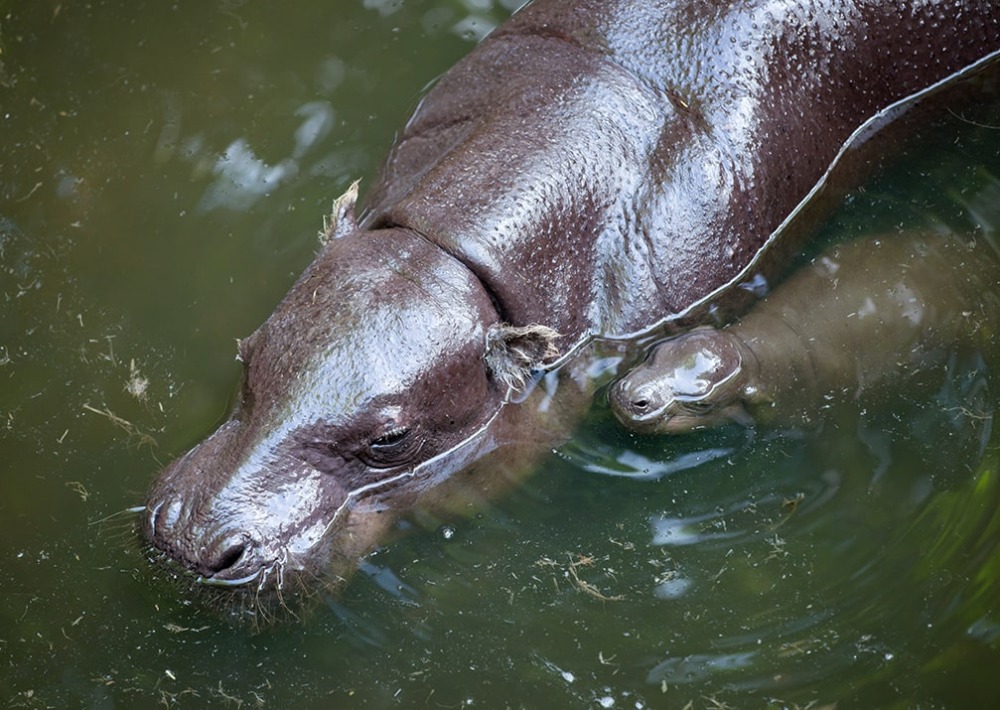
[2, 1, 1000, 707]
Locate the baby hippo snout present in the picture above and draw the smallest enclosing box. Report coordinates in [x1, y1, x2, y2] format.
[142, 426, 285, 586]
[611, 329, 751, 434]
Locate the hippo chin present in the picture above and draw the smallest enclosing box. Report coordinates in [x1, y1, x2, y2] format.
[143, 0, 1000, 608]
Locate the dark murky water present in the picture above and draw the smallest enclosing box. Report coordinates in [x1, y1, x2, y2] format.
[3, 1, 1000, 707]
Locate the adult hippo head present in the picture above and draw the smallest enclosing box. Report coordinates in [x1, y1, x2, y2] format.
[144, 201, 559, 597]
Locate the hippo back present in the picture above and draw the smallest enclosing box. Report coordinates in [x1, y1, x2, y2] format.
[364, 0, 1000, 345]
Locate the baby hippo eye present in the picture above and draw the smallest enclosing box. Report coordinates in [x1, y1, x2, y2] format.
[363, 427, 421, 468]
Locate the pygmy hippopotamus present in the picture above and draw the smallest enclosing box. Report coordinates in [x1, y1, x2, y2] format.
[610, 231, 1000, 433]
[143, 0, 1000, 608]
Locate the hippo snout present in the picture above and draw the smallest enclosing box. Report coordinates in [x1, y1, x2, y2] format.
[145, 492, 272, 584]
[141, 425, 291, 586]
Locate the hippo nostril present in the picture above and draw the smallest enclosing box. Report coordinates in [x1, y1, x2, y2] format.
[204, 535, 250, 576]
[630, 397, 650, 412]
[611, 381, 650, 419]
[217, 544, 245, 572]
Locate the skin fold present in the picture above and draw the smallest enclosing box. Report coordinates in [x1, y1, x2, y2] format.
[611, 232, 1000, 433]
[142, 0, 1000, 605]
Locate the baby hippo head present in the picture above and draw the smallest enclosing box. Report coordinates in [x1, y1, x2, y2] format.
[142, 225, 556, 608]
[610, 328, 758, 434]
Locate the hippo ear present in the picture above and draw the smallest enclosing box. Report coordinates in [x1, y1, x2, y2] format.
[235, 330, 260, 363]
[485, 323, 561, 390]
[319, 179, 361, 244]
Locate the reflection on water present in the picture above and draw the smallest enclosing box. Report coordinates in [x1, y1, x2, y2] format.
[3, 0, 1000, 708]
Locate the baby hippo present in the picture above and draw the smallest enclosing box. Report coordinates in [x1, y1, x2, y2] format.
[611, 232, 1000, 433]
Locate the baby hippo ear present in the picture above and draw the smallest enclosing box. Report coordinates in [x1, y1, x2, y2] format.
[485, 323, 561, 390]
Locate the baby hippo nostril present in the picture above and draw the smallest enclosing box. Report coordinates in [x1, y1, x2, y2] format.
[610, 380, 649, 419]
[630, 397, 650, 412]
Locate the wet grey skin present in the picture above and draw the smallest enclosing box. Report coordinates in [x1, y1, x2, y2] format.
[611, 232, 1000, 434]
[143, 0, 1000, 601]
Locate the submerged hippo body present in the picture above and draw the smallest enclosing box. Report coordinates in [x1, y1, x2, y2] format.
[144, 0, 1000, 603]
[611, 232, 1000, 433]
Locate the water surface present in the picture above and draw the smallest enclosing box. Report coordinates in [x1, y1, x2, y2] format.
[2, 1, 1000, 707]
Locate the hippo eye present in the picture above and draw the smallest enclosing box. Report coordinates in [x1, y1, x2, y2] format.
[363, 427, 421, 468]
[372, 428, 408, 448]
